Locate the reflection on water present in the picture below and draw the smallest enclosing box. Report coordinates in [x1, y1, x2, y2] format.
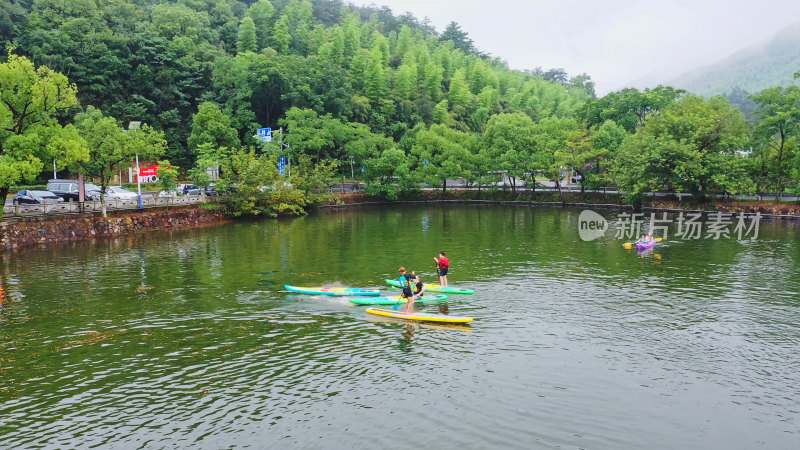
[1, 205, 799, 449]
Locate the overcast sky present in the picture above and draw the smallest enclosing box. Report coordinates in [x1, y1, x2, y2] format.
[354, 0, 800, 94]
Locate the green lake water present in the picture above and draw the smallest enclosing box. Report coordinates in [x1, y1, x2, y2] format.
[1, 205, 799, 448]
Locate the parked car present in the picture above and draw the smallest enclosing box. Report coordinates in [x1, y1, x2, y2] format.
[177, 183, 202, 195]
[204, 183, 219, 196]
[158, 189, 179, 198]
[46, 179, 102, 201]
[104, 186, 139, 201]
[13, 190, 64, 204]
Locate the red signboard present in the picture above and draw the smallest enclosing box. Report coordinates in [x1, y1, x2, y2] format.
[139, 165, 159, 177]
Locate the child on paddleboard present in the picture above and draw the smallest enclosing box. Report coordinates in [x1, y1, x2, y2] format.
[412, 273, 425, 300]
[398, 267, 415, 312]
[434, 252, 449, 287]
[406, 274, 427, 314]
[403, 271, 425, 314]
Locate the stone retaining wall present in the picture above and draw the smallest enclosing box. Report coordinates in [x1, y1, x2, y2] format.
[327, 192, 800, 219]
[0, 207, 229, 251]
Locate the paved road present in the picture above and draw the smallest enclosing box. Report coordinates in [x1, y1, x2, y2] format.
[6, 183, 798, 204]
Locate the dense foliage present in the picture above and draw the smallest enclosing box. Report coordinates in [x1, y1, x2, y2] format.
[2, 0, 800, 218]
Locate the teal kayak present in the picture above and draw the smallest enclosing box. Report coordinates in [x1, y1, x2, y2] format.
[285, 285, 380, 296]
[384, 279, 474, 295]
[349, 294, 449, 305]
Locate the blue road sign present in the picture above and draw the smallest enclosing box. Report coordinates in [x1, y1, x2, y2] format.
[257, 127, 272, 143]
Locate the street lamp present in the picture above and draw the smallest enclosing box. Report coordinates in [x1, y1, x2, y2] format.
[349, 156, 355, 179]
[128, 121, 143, 210]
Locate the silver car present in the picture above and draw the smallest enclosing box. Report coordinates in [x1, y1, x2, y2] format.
[105, 186, 139, 200]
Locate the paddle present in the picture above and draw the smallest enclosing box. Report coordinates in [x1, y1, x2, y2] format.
[392, 295, 402, 311]
[623, 237, 663, 249]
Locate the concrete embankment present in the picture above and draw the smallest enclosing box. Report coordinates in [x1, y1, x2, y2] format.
[327, 192, 800, 219]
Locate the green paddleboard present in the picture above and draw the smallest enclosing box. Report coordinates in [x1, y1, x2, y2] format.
[385, 279, 474, 295]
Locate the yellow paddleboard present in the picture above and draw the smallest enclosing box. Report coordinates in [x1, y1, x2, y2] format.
[365, 307, 473, 323]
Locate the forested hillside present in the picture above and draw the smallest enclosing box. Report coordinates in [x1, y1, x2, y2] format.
[1, 0, 800, 217]
[0, 0, 592, 168]
[668, 23, 800, 97]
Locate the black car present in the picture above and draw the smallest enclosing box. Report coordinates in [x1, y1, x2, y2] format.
[46, 179, 102, 201]
[204, 183, 219, 196]
[13, 190, 64, 204]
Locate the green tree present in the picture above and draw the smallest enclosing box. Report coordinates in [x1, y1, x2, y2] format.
[394, 25, 413, 59]
[288, 154, 338, 202]
[188, 102, 241, 157]
[612, 95, 751, 202]
[750, 86, 800, 197]
[188, 142, 230, 189]
[157, 159, 180, 198]
[411, 124, 476, 193]
[424, 62, 444, 102]
[279, 107, 389, 165]
[554, 126, 598, 194]
[286, 0, 314, 56]
[577, 86, 684, 132]
[448, 68, 473, 113]
[440, 21, 475, 54]
[613, 134, 700, 204]
[364, 147, 411, 199]
[237, 17, 258, 54]
[221, 148, 330, 217]
[482, 113, 536, 193]
[0, 1, 27, 44]
[394, 62, 418, 102]
[0, 54, 88, 206]
[342, 13, 361, 63]
[271, 14, 291, 54]
[588, 120, 627, 188]
[433, 100, 450, 125]
[73, 107, 166, 216]
[364, 46, 388, 102]
[246, 0, 276, 50]
[531, 117, 583, 194]
[569, 73, 597, 99]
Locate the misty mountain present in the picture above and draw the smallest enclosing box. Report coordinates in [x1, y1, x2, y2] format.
[664, 23, 800, 97]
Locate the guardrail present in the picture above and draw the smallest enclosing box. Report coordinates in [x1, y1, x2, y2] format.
[2, 194, 212, 219]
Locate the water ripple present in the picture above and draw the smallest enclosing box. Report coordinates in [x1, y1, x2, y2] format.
[2, 207, 800, 448]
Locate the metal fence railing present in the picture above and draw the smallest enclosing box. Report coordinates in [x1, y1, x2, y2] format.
[2, 194, 211, 219]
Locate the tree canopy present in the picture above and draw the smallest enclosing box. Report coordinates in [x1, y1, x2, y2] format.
[2, 0, 799, 213]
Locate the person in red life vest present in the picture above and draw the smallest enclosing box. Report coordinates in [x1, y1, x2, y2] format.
[434, 252, 449, 287]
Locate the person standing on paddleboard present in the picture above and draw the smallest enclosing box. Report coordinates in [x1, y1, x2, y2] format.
[404, 272, 425, 313]
[434, 252, 449, 287]
[398, 267, 415, 312]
